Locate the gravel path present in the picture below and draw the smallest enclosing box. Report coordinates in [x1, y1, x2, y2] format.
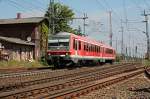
[78, 74, 150, 99]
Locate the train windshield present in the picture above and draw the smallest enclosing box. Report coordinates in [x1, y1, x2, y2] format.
[48, 39, 69, 46]
[48, 36, 70, 50]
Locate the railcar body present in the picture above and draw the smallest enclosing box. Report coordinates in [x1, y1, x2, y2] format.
[47, 32, 115, 67]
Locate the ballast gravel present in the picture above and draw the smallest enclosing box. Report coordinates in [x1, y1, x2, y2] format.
[78, 74, 150, 99]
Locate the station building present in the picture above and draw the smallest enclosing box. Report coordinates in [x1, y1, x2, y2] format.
[0, 15, 49, 61]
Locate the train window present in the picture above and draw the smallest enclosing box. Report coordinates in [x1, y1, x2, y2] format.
[88, 44, 90, 52]
[97, 46, 99, 53]
[99, 47, 101, 52]
[92, 45, 94, 52]
[90, 45, 92, 52]
[95, 45, 96, 52]
[84, 43, 86, 50]
[84, 43, 87, 51]
[79, 41, 81, 50]
[106, 48, 113, 54]
[75, 40, 77, 50]
[93, 46, 94, 52]
[73, 39, 75, 49]
[97, 46, 98, 53]
[86, 43, 89, 51]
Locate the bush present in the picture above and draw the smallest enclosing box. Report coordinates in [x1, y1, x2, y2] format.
[0, 60, 46, 69]
[143, 59, 150, 68]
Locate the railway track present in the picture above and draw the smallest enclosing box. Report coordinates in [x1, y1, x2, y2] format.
[0, 63, 143, 99]
[0, 63, 137, 93]
[45, 68, 144, 99]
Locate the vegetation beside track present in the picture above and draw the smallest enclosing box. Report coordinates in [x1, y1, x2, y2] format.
[0, 60, 48, 69]
[143, 59, 150, 67]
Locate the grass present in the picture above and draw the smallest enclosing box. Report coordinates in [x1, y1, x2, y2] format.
[142, 59, 150, 68]
[0, 60, 48, 69]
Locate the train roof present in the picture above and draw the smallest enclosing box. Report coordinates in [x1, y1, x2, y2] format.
[72, 33, 114, 49]
[55, 32, 115, 50]
[55, 32, 72, 36]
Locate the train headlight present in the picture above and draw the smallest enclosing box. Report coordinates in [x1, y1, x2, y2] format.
[66, 53, 68, 55]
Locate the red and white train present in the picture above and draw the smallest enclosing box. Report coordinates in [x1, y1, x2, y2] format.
[47, 32, 116, 67]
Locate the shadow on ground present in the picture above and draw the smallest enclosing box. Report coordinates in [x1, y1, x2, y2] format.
[132, 87, 150, 93]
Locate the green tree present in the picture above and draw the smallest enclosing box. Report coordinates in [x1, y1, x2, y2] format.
[45, 2, 75, 34]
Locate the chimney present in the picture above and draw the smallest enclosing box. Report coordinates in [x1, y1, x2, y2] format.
[17, 13, 21, 19]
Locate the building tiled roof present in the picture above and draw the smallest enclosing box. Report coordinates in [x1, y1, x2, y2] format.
[0, 17, 47, 25]
[0, 36, 35, 46]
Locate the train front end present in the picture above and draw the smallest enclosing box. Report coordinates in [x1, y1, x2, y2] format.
[47, 32, 72, 67]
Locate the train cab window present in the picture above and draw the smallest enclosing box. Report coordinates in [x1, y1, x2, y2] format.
[78, 41, 81, 50]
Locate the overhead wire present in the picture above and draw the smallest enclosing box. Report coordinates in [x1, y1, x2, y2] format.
[5, 0, 37, 17]
[102, 0, 122, 20]
[95, 0, 121, 26]
[95, 0, 107, 10]
[7, 0, 47, 17]
[123, 0, 128, 25]
[6, 1, 24, 11]
[7, 0, 31, 11]
[14, 0, 46, 12]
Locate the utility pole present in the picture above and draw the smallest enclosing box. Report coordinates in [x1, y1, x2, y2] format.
[109, 11, 113, 46]
[116, 37, 118, 52]
[121, 19, 124, 59]
[142, 10, 150, 59]
[55, 15, 88, 35]
[83, 13, 87, 35]
[49, 0, 88, 35]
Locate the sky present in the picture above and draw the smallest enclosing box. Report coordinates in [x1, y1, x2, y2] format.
[0, 0, 149, 57]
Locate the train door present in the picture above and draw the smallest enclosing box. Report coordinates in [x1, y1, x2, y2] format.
[74, 39, 78, 56]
